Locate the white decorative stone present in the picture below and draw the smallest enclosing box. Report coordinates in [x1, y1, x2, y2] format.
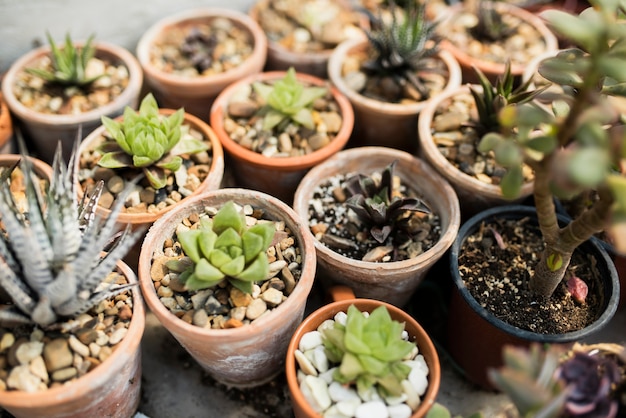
[357, 384, 382, 402]
[408, 366, 428, 396]
[0, 332, 15, 352]
[295, 349, 318, 376]
[310, 345, 329, 373]
[15, 341, 43, 365]
[29, 356, 49, 383]
[384, 393, 408, 406]
[387, 403, 413, 418]
[7, 365, 41, 393]
[317, 319, 336, 333]
[401, 380, 421, 411]
[336, 398, 363, 416]
[414, 355, 429, 375]
[109, 327, 128, 345]
[323, 405, 352, 418]
[299, 330, 323, 352]
[334, 311, 348, 326]
[301, 375, 332, 412]
[68, 336, 90, 358]
[328, 381, 360, 403]
[355, 400, 389, 418]
[319, 367, 337, 385]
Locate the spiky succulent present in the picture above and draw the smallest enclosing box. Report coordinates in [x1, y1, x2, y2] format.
[468, 0, 516, 43]
[343, 160, 430, 244]
[25, 32, 102, 88]
[361, 0, 440, 98]
[252, 67, 328, 131]
[0, 143, 144, 328]
[321, 304, 416, 397]
[97, 93, 208, 190]
[165, 201, 275, 295]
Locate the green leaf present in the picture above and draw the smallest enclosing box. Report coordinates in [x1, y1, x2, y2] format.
[178, 230, 202, 263]
[566, 147, 610, 187]
[262, 109, 286, 131]
[143, 166, 167, 190]
[538, 54, 585, 87]
[478, 133, 504, 153]
[164, 258, 193, 273]
[235, 253, 269, 283]
[541, 9, 598, 52]
[228, 278, 254, 295]
[425, 403, 452, 418]
[599, 56, 626, 82]
[97, 151, 133, 169]
[139, 93, 160, 117]
[294, 86, 326, 109]
[546, 253, 563, 271]
[133, 155, 154, 167]
[214, 227, 243, 249]
[252, 81, 275, 103]
[156, 155, 182, 172]
[241, 230, 264, 264]
[246, 223, 275, 255]
[213, 201, 245, 235]
[220, 255, 245, 277]
[500, 166, 524, 199]
[525, 135, 558, 154]
[291, 108, 315, 129]
[208, 248, 232, 268]
[194, 258, 226, 284]
[494, 141, 523, 167]
[488, 369, 559, 417]
[338, 352, 364, 381]
[170, 136, 208, 156]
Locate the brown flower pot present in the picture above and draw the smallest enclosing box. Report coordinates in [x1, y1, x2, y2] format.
[136, 8, 268, 123]
[75, 109, 225, 271]
[210, 70, 353, 204]
[1, 41, 143, 164]
[138, 188, 317, 387]
[439, 2, 559, 84]
[417, 84, 534, 219]
[0, 261, 145, 418]
[327, 38, 462, 154]
[292, 146, 461, 307]
[0, 93, 13, 154]
[286, 286, 441, 418]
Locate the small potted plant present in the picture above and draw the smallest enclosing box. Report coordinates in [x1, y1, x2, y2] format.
[286, 287, 441, 418]
[327, 1, 462, 153]
[445, 0, 625, 389]
[293, 146, 460, 307]
[1, 32, 143, 163]
[210, 67, 353, 204]
[75, 92, 224, 269]
[0, 144, 145, 417]
[136, 8, 268, 122]
[137, 188, 316, 387]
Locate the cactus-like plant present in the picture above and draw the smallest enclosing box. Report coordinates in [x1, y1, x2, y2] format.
[343, 160, 430, 244]
[252, 67, 328, 131]
[321, 304, 416, 397]
[25, 32, 102, 88]
[0, 143, 144, 328]
[97, 93, 208, 190]
[476, 0, 626, 299]
[165, 201, 275, 295]
[360, 0, 441, 98]
[467, 0, 515, 43]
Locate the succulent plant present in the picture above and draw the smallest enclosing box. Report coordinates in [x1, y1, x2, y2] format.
[489, 343, 626, 418]
[180, 27, 218, 74]
[165, 201, 275, 295]
[97, 93, 208, 190]
[476, 0, 626, 299]
[0, 142, 144, 328]
[320, 304, 416, 397]
[343, 160, 430, 244]
[467, 0, 516, 43]
[252, 67, 328, 131]
[360, 0, 441, 98]
[25, 32, 102, 88]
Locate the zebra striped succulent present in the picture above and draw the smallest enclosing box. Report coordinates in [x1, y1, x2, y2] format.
[0, 143, 144, 328]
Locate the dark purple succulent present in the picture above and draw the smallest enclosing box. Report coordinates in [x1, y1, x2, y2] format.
[180, 27, 218, 74]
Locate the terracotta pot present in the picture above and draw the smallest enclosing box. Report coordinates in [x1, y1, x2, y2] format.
[138, 188, 316, 387]
[447, 205, 620, 390]
[286, 286, 441, 418]
[417, 84, 534, 219]
[292, 146, 461, 307]
[1, 41, 143, 164]
[248, 0, 366, 79]
[75, 108, 225, 271]
[327, 38, 462, 154]
[210, 70, 353, 204]
[439, 2, 559, 84]
[0, 93, 13, 154]
[0, 260, 145, 418]
[0, 153, 52, 181]
[136, 8, 267, 123]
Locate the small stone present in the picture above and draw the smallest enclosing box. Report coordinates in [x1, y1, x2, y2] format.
[7, 365, 41, 393]
[261, 288, 283, 306]
[278, 133, 293, 153]
[245, 298, 267, 320]
[344, 71, 367, 92]
[205, 295, 229, 315]
[328, 381, 360, 402]
[68, 336, 90, 358]
[295, 349, 318, 376]
[190, 289, 213, 310]
[109, 327, 128, 345]
[75, 328, 98, 346]
[223, 318, 244, 328]
[15, 341, 43, 365]
[98, 346, 113, 362]
[408, 364, 428, 396]
[230, 287, 253, 307]
[319, 112, 343, 133]
[227, 99, 259, 118]
[362, 245, 394, 262]
[387, 404, 412, 418]
[401, 380, 421, 411]
[281, 267, 296, 294]
[0, 333, 14, 353]
[118, 304, 133, 321]
[301, 375, 331, 412]
[43, 339, 73, 372]
[299, 331, 323, 352]
[168, 275, 187, 292]
[336, 398, 363, 417]
[157, 286, 174, 298]
[267, 260, 287, 279]
[51, 367, 78, 382]
[355, 401, 389, 418]
[150, 256, 171, 282]
[29, 356, 49, 383]
[308, 134, 330, 151]
[309, 345, 329, 373]
[106, 175, 125, 194]
[230, 306, 246, 322]
[192, 309, 209, 327]
[139, 188, 156, 205]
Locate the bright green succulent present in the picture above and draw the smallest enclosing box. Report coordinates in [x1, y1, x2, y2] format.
[321, 304, 416, 397]
[97, 93, 208, 190]
[26, 32, 102, 88]
[165, 201, 275, 295]
[252, 67, 328, 131]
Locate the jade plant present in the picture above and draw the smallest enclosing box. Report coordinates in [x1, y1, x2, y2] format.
[0, 142, 143, 327]
[477, 0, 626, 299]
[26, 32, 102, 88]
[165, 201, 275, 294]
[321, 304, 417, 397]
[360, 0, 441, 98]
[97, 93, 208, 190]
[252, 67, 327, 131]
[343, 160, 430, 244]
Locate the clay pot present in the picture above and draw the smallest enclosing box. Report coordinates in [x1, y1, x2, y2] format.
[417, 84, 534, 219]
[136, 8, 267, 123]
[447, 205, 620, 390]
[0, 93, 13, 154]
[75, 108, 225, 271]
[439, 2, 559, 84]
[327, 38, 462, 154]
[1, 41, 143, 164]
[248, 0, 366, 79]
[0, 261, 145, 418]
[292, 146, 461, 307]
[210, 70, 353, 204]
[0, 153, 52, 181]
[286, 286, 441, 418]
[138, 188, 317, 387]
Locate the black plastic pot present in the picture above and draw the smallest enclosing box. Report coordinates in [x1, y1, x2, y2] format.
[446, 205, 620, 389]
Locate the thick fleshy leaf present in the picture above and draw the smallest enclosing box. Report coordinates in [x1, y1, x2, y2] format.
[212, 201, 245, 234]
[338, 352, 364, 382]
[252, 81, 275, 102]
[541, 9, 598, 52]
[194, 258, 225, 284]
[96, 151, 133, 169]
[198, 229, 217, 259]
[235, 253, 269, 283]
[208, 248, 232, 269]
[494, 141, 523, 167]
[566, 147, 610, 187]
[156, 155, 182, 171]
[143, 166, 167, 190]
[245, 223, 275, 259]
[178, 230, 202, 263]
[219, 255, 245, 277]
[500, 166, 524, 199]
[291, 108, 315, 129]
[228, 278, 254, 294]
[214, 227, 242, 249]
[262, 109, 286, 131]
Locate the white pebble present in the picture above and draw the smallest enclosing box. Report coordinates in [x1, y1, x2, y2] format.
[357, 384, 382, 402]
[328, 381, 360, 402]
[295, 349, 318, 376]
[384, 393, 408, 406]
[387, 403, 413, 418]
[108, 327, 128, 345]
[401, 380, 421, 411]
[301, 375, 332, 412]
[310, 345, 329, 373]
[317, 319, 336, 333]
[299, 330, 323, 351]
[68, 336, 90, 358]
[334, 311, 348, 326]
[408, 366, 428, 396]
[323, 405, 352, 418]
[319, 367, 337, 385]
[15, 341, 43, 365]
[336, 398, 363, 416]
[355, 401, 389, 418]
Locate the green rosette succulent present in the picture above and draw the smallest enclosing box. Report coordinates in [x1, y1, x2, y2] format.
[321, 304, 416, 397]
[166, 201, 276, 294]
[252, 67, 327, 131]
[97, 93, 208, 190]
